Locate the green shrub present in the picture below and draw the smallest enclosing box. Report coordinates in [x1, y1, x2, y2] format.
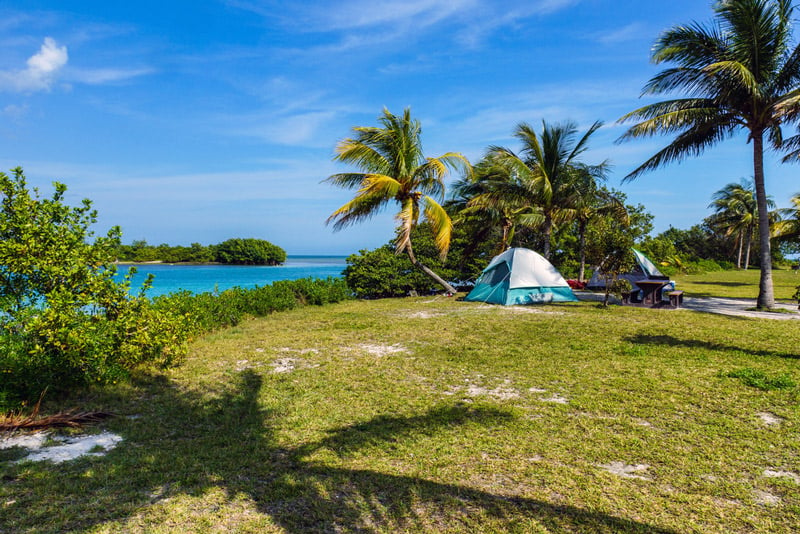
[152, 278, 351, 335]
[724, 368, 796, 391]
[215, 238, 286, 265]
[0, 168, 190, 407]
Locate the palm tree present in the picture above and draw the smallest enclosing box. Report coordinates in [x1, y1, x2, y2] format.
[773, 191, 800, 241]
[485, 120, 608, 259]
[708, 179, 774, 269]
[617, 0, 800, 309]
[450, 152, 541, 255]
[325, 108, 470, 294]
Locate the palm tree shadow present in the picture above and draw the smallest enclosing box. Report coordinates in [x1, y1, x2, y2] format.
[625, 333, 799, 360]
[2, 370, 678, 533]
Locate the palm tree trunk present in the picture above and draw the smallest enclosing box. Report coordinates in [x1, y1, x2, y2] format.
[736, 231, 743, 269]
[542, 216, 553, 260]
[405, 240, 456, 294]
[578, 220, 587, 282]
[744, 225, 752, 271]
[752, 132, 774, 308]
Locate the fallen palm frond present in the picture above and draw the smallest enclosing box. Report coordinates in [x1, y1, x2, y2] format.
[0, 390, 114, 433]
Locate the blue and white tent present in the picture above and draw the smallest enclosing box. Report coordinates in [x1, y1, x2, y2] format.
[464, 248, 577, 305]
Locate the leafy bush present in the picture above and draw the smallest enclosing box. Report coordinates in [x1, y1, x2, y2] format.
[343, 223, 487, 299]
[0, 168, 189, 407]
[214, 238, 286, 265]
[152, 278, 350, 335]
[724, 368, 796, 391]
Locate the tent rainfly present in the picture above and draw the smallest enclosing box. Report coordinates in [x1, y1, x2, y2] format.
[464, 247, 578, 305]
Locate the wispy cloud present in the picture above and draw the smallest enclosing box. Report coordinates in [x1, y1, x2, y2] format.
[593, 22, 649, 44]
[0, 37, 68, 92]
[67, 66, 154, 85]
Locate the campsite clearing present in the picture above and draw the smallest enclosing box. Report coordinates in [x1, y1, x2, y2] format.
[1, 295, 798, 533]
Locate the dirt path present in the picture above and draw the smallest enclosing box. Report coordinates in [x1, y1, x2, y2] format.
[682, 297, 800, 320]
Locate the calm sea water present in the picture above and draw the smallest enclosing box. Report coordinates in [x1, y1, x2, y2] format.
[119, 256, 347, 297]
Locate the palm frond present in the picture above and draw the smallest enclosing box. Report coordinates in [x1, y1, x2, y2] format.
[421, 196, 453, 259]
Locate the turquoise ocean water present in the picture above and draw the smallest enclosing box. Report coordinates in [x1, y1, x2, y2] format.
[119, 256, 347, 298]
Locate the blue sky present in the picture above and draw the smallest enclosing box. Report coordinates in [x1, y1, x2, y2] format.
[1, 1, 798, 255]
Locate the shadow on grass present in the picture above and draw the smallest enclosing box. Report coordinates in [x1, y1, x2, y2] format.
[626, 334, 799, 360]
[690, 281, 751, 287]
[1, 371, 679, 533]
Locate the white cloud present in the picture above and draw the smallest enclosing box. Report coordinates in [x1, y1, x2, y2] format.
[0, 37, 68, 92]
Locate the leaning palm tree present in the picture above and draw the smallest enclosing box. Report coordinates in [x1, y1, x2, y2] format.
[325, 108, 470, 294]
[488, 120, 608, 259]
[617, 0, 800, 309]
[708, 179, 774, 269]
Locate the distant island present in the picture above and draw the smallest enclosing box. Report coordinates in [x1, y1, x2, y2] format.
[115, 238, 286, 265]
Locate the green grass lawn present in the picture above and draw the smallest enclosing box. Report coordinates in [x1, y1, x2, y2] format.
[2, 295, 799, 533]
[673, 267, 800, 301]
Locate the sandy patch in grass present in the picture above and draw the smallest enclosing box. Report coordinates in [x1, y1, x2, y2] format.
[757, 412, 783, 426]
[2, 431, 122, 464]
[752, 489, 781, 505]
[235, 359, 263, 371]
[540, 394, 569, 404]
[445, 378, 521, 400]
[405, 310, 444, 319]
[763, 470, 800, 484]
[270, 357, 319, 374]
[0, 432, 48, 450]
[357, 343, 410, 357]
[598, 461, 651, 480]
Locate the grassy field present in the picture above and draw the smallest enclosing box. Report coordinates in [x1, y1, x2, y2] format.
[673, 267, 800, 300]
[1, 290, 799, 532]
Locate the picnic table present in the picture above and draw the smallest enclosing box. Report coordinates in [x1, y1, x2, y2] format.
[634, 280, 670, 306]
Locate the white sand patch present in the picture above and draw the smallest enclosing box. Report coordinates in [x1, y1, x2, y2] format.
[528, 387, 547, 393]
[598, 461, 651, 480]
[254, 348, 265, 353]
[540, 394, 569, 404]
[270, 357, 319, 374]
[753, 489, 781, 505]
[757, 412, 783, 426]
[501, 307, 547, 314]
[465, 385, 520, 400]
[445, 378, 521, 400]
[406, 311, 442, 319]
[764, 470, 800, 484]
[235, 359, 263, 371]
[634, 419, 653, 427]
[0, 432, 48, 450]
[11, 431, 122, 464]
[358, 343, 409, 357]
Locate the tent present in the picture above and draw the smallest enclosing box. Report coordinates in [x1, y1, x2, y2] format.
[465, 248, 578, 305]
[587, 248, 672, 290]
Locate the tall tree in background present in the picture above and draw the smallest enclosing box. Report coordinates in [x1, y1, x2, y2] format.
[451, 152, 542, 255]
[325, 108, 470, 294]
[483, 120, 608, 259]
[617, 0, 800, 309]
[570, 175, 628, 281]
[708, 179, 774, 269]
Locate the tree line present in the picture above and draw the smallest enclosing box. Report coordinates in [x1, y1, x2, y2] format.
[327, 0, 800, 309]
[115, 238, 286, 265]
